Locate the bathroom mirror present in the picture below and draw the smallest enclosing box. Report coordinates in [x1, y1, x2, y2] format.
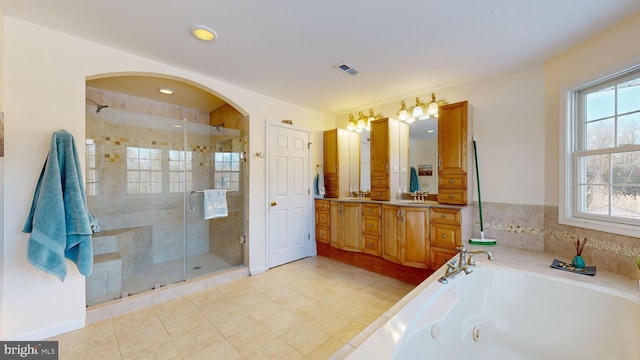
[407, 118, 438, 194]
[352, 118, 438, 195]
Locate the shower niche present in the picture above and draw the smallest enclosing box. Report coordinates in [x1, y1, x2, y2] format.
[84, 80, 247, 306]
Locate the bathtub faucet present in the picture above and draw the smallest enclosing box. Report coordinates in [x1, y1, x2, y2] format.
[438, 245, 494, 284]
[467, 248, 495, 266]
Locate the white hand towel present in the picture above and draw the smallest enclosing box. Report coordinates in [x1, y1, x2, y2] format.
[203, 189, 228, 219]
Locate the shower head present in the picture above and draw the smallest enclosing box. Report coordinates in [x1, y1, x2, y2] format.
[86, 98, 109, 113]
[96, 104, 109, 113]
[213, 122, 224, 132]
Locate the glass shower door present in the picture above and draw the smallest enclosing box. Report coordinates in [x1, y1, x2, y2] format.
[185, 122, 245, 280]
[85, 103, 188, 306]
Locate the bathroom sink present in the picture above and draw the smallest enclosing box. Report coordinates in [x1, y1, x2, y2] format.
[399, 200, 439, 205]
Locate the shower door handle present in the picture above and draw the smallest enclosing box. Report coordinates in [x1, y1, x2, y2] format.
[271, 201, 277, 207]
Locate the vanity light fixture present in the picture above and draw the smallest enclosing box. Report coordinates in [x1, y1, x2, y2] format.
[366, 109, 376, 131]
[191, 25, 217, 41]
[427, 92, 439, 118]
[398, 92, 442, 123]
[356, 111, 367, 132]
[397, 100, 410, 121]
[411, 97, 427, 120]
[347, 114, 356, 131]
[158, 87, 175, 95]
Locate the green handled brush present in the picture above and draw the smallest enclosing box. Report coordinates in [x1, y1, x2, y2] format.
[469, 136, 496, 246]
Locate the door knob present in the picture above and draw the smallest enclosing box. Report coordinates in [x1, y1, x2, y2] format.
[271, 201, 277, 206]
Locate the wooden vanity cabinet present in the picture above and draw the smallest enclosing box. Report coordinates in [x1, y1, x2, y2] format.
[429, 207, 468, 269]
[330, 201, 361, 252]
[382, 205, 430, 269]
[438, 101, 473, 205]
[324, 129, 359, 198]
[315, 199, 330, 244]
[370, 118, 408, 201]
[361, 203, 382, 256]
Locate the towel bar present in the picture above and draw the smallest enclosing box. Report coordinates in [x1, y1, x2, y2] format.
[189, 189, 233, 211]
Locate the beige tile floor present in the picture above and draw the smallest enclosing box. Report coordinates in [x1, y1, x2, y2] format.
[50, 256, 415, 360]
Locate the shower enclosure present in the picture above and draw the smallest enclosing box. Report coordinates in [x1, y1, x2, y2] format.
[84, 87, 246, 306]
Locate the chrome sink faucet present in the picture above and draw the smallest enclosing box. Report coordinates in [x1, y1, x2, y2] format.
[438, 245, 494, 284]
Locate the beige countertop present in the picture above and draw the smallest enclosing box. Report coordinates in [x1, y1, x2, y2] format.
[316, 196, 470, 209]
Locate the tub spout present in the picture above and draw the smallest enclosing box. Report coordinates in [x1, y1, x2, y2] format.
[467, 249, 495, 266]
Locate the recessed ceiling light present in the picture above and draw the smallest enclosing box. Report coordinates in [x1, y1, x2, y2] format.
[158, 87, 175, 95]
[191, 25, 217, 41]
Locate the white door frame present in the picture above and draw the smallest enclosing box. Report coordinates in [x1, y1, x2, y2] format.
[265, 119, 313, 269]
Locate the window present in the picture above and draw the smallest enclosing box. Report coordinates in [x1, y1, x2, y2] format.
[126, 147, 162, 193]
[214, 152, 241, 191]
[562, 67, 640, 235]
[86, 141, 98, 196]
[169, 150, 192, 192]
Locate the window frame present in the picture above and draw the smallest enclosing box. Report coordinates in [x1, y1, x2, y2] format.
[560, 64, 640, 237]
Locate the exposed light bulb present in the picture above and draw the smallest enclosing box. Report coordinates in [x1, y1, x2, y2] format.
[427, 93, 439, 118]
[398, 101, 409, 121]
[412, 97, 425, 119]
[347, 114, 356, 131]
[356, 111, 366, 130]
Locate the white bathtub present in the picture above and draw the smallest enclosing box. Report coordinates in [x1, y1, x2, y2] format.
[347, 263, 640, 360]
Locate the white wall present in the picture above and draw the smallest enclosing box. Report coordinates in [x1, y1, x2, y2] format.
[339, 64, 546, 206]
[544, 12, 640, 206]
[0, 6, 6, 341]
[1, 16, 334, 340]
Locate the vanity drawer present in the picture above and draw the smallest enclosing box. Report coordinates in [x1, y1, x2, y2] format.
[361, 203, 381, 217]
[316, 210, 330, 227]
[361, 235, 381, 256]
[371, 176, 389, 188]
[439, 175, 466, 189]
[438, 189, 467, 205]
[430, 208, 461, 225]
[430, 247, 458, 269]
[362, 216, 381, 236]
[430, 223, 460, 249]
[316, 226, 330, 244]
[370, 187, 390, 201]
[315, 199, 330, 210]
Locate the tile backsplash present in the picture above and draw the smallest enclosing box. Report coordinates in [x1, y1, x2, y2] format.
[472, 202, 640, 277]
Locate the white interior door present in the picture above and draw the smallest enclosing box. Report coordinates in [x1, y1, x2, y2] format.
[267, 124, 310, 268]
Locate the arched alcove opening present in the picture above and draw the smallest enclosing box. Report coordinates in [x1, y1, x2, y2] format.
[84, 72, 249, 306]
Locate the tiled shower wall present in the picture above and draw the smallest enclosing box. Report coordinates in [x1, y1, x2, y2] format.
[85, 87, 244, 271]
[473, 202, 640, 277]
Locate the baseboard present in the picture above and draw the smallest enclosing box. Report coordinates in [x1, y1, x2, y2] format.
[6, 318, 84, 341]
[249, 265, 267, 275]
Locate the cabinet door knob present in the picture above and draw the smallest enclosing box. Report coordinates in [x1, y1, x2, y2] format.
[368, 242, 373, 248]
[449, 194, 454, 198]
[442, 234, 447, 238]
[450, 179, 454, 184]
[271, 201, 277, 206]
[442, 214, 447, 218]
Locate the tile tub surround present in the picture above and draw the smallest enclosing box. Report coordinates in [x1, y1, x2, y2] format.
[335, 244, 640, 359]
[471, 202, 640, 277]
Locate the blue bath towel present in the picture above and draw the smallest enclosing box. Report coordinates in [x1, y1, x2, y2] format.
[410, 166, 419, 192]
[23, 130, 94, 281]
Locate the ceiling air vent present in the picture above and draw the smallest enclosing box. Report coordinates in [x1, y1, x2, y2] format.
[334, 62, 358, 76]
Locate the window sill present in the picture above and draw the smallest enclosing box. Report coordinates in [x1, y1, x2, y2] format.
[559, 215, 640, 238]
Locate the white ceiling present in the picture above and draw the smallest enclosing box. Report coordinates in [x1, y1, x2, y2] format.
[1, 0, 639, 115]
